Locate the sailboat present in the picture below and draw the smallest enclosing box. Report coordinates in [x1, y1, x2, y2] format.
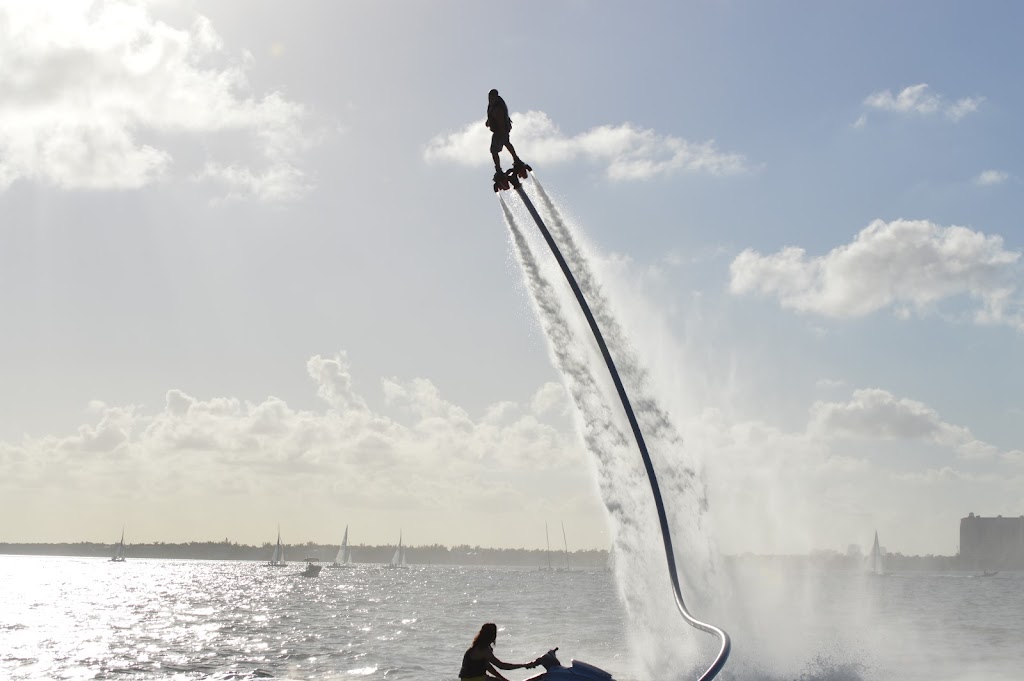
[868, 530, 884, 576]
[557, 522, 571, 572]
[539, 522, 553, 571]
[387, 531, 407, 568]
[266, 527, 286, 567]
[326, 525, 353, 568]
[110, 528, 126, 563]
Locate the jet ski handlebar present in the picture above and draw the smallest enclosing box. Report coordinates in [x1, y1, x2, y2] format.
[535, 648, 560, 670]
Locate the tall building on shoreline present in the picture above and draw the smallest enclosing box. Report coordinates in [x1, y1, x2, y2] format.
[960, 513, 1024, 568]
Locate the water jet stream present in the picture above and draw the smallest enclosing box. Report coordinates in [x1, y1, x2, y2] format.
[499, 175, 731, 681]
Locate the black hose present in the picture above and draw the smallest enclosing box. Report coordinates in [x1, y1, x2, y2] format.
[508, 177, 731, 681]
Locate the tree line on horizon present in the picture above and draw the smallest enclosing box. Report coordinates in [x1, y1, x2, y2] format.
[0, 541, 982, 570]
[0, 540, 612, 567]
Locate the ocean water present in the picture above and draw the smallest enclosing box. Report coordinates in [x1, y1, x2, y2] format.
[0, 556, 1021, 681]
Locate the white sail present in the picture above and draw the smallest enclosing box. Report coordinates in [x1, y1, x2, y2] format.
[268, 528, 285, 566]
[544, 522, 552, 570]
[334, 526, 350, 565]
[561, 522, 570, 570]
[870, 531, 884, 575]
[389, 531, 405, 567]
[111, 529, 126, 562]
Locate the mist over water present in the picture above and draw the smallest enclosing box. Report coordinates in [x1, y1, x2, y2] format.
[499, 185, 722, 679]
[497, 180, 1024, 681]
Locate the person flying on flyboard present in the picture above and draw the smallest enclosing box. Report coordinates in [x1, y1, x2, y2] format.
[487, 89, 530, 191]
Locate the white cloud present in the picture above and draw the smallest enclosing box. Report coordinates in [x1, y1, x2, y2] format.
[0, 351, 585, 516]
[196, 160, 311, 202]
[1, 346, 1017, 554]
[424, 111, 751, 180]
[0, 0, 312, 200]
[688, 386, 1021, 555]
[729, 219, 1024, 330]
[864, 83, 942, 115]
[947, 96, 984, 122]
[809, 388, 994, 459]
[975, 170, 1009, 186]
[891, 466, 978, 484]
[530, 381, 571, 416]
[858, 83, 983, 125]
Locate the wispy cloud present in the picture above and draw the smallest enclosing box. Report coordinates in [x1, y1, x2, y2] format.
[0, 1, 313, 200]
[856, 83, 983, 126]
[729, 219, 1024, 330]
[865, 84, 943, 115]
[975, 170, 1009, 186]
[425, 111, 751, 180]
[196, 160, 311, 203]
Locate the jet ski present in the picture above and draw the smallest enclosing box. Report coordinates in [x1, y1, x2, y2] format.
[524, 648, 613, 681]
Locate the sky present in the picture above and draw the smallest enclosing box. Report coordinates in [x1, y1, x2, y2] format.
[0, 0, 1022, 556]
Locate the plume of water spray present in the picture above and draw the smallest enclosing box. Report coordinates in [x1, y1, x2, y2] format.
[524, 180, 727, 594]
[504, 181, 883, 681]
[498, 193, 719, 676]
[528, 175, 723, 586]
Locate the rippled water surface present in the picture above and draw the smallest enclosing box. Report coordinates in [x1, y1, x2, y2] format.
[1, 557, 1021, 681]
[0, 557, 624, 681]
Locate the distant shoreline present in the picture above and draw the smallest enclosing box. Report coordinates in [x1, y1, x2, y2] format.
[1, 542, 1001, 570]
[0, 541, 611, 568]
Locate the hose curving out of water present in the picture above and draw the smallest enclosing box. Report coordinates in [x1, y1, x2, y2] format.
[505, 174, 731, 681]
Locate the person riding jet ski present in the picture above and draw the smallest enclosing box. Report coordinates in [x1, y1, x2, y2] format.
[458, 623, 538, 681]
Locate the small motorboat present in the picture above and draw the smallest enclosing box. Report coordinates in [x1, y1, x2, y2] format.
[300, 558, 323, 578]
